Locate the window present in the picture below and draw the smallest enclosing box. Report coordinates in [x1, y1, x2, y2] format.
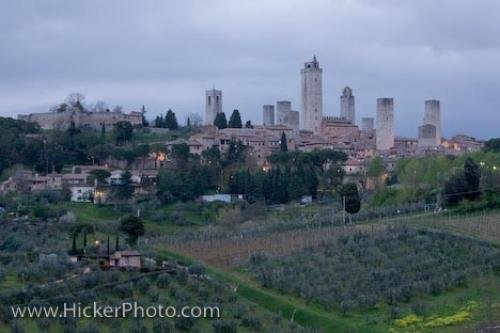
[208, 96, 211, 105]
[216, 95, 220, 105]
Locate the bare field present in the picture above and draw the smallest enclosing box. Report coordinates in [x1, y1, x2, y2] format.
[164, 223, 386, 268]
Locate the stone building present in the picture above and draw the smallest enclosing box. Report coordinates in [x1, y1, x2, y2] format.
[286, 110, 300, 132]
[19, 108, 142, 130]
[262, 105, 275, 126]
[205, 88, 222, 125]
[361, 117, 374, 132]
[376, 98, 395, 151]
[321, 117, 360, 144]
[276, 101, 291, 124]
[301, 56, 323, 134]
[340, 86, 355, 124]
[418, 124, 438, 148]
[423, 100, 441, 146]
[276, 101, 299, 131]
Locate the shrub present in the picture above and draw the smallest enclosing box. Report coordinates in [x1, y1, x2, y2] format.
[188, 262, 205, 276]
[242, 316, 262, 330]
[212, 320, 238, 333]
[152, 319, 173, 333]
[136, 278, 151, 294]
[156, 273, 171, 289]
[78, 323, 100, 333]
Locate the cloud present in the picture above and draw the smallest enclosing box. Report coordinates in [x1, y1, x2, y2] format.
[0, 0, 499, 138]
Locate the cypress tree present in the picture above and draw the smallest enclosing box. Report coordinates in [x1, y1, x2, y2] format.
[214, 112, 228, 129]
[165, 109, 178, 130]
[83, 231, 87, 248]
[280, 132, 288, 152]
[71, 233, 77, 254]
[228, 109, 243, 128]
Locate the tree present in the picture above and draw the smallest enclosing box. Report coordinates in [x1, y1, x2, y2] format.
[280, 132, 288, 152]
[92, 101, 108, 112]
[154, 115, 162, 128]
[214, 112, 228, 129]
[112, 105, 123, 113]
[119, 215, 145, 245]
[100, 123, 106, 140]
[187, 113, 203, 127]
[171, 143, 190, 165]
[463, 157, 480, 196]
[367, 156, 385, 178]
[65, 93, 85, 108]
[165, 109, 178, 130]
[111, 171, 135, 200]
[89, 169, 111, 186]
[442, 173, 470, 206]
[484, 138, 500, 152]
[245, 120, 253, 128]
[341, 183, 361, 218]
[113, 121, 133, 145]
[224, 139, 246, 165]
[228, 109, 242, 128]
[141, 105, 149, 127]
[201, 146, 221, 165]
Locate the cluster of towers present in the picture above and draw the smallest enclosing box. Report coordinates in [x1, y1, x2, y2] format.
[204, 56, 442, 152]
[262, 101, 300, 131]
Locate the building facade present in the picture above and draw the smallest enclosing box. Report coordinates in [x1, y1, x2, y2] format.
[19, 109, 142, 130]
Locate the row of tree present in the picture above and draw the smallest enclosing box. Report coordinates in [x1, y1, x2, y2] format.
[154, 109, 179, 130]
[214, 109, 253, 129]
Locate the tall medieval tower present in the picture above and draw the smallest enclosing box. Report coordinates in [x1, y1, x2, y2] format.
[205, 88, 222, 125]
[340, 86, 355, 124]
[376, 98, 395, 151]
[301, 56, 323, 133]
[423, 100, 441, 145]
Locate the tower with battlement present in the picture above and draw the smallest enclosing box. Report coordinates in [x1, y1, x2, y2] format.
[276, 101, 292, 125]
[423, 100, 441, 145]
[205, 88, 222, 125]
[340, 86, 355, 124]
[263, 105, 275, 126]
[376, 98, 395, 151]
[301, 56, 323, 133]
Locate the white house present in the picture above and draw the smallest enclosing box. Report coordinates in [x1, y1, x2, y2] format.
[108, 170, 124, 185]
[70, 186, 95, 202]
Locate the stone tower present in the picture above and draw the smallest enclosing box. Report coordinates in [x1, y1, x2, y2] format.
[263, 105, 275, 126]
[340, 86, 355, 124]
[423, 100, 441, 145]
[276, 101, 292, 125]
[205, 88, 222, 125]
[361, 117, 374, 132]
[376, 98, 395, 151]
[301, 56, 323, 133]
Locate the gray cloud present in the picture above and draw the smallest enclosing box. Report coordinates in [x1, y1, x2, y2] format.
[0, 0, 499, 138]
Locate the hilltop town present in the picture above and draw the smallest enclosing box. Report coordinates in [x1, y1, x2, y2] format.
[8, 56, 486, 204]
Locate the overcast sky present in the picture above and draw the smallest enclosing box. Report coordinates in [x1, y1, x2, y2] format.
[1, 0, 499, 138]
